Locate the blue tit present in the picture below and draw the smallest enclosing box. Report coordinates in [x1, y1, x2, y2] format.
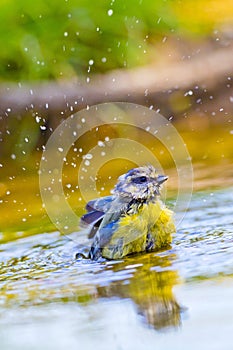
[81, 165, 176, 260]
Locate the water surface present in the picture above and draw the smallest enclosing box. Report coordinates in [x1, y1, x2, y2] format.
[0, 177, 233, 350]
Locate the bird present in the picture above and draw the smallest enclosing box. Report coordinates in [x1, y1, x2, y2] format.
[80, 165, 176, 260]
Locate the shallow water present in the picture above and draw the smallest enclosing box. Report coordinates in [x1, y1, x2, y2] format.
[0, 182, 233, 350]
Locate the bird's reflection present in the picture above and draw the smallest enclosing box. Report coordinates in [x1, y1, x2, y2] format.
[97, 252, 183, 330]
[1, 236, 183, 332]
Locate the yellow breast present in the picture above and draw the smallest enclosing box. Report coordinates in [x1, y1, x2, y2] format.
[102, 200, 176, 259]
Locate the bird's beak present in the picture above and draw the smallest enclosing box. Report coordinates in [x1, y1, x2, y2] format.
[157, 175, 168, 185]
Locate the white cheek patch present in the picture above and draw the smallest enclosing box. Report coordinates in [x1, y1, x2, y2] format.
[124, 184, 139, 194]
[118, 174, 127, 182]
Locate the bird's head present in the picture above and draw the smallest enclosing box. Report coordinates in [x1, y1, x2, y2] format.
[112, 165, 168, 200]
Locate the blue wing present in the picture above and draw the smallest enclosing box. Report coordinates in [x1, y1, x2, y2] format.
[80, 195, 115, 238]
[85, 196, 115, 213]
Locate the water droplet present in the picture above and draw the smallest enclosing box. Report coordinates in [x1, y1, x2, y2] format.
[184, 90, 193, 96]
[108, 9, 113, 16]
[84, 153, 93, 160]
[98, 141, 105, 147]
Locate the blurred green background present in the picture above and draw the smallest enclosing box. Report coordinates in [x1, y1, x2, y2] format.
[0, 0, 232, 81]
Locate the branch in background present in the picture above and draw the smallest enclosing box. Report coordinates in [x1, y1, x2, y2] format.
[0, 44, 233, 119]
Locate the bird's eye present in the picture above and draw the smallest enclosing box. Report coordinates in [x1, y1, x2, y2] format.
[132, 176, 147, 184]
